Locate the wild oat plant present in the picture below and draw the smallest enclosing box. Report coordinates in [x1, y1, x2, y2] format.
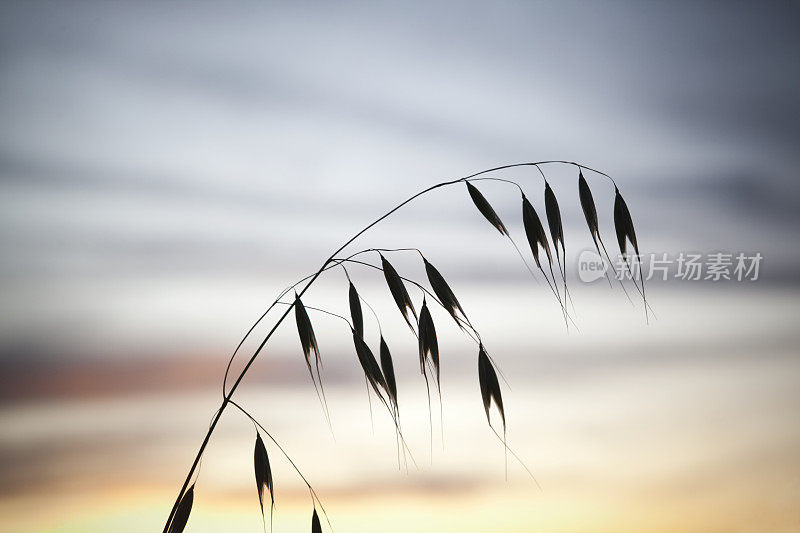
[162, 161, 650, 533]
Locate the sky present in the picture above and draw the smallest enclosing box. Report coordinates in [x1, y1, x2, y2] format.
[1, 1, 799, 532]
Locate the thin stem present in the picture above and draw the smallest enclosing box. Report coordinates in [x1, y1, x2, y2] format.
[365, 375, 375, 434]
[535, 160, 617, 188]
[466, 176, 524, 194]
[360, 296, 383, 337]
[340, 263, 352, 283]
[369, 247, 425, 258]
[274, 301, 353, 329]
[533, 163, 548, 183]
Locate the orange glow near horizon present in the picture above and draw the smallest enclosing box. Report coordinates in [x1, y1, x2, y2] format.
[2, 287, 798, 533]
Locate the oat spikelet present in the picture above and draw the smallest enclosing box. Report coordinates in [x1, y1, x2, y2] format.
[613, 187, 638, 259]
[544, 181, 565, 270]
[477, 344, 504, 430]
[578, 171, 613, 286]
[254, 432, 274, 532]
[521, 191, 568, 323]
[294, 293, 330, 423]
[521, 193, 553, 270]
[466, 181, 507, 235]
[422, 256, 469, 328]
[352, 329, 388, 403]
[167, 485, 194, 533]
[544, 181, 575, 315]
[614, 187, 650, 321]
[417, 297, 440, 387]
[578, 171, 600, 247]
[295, 293, 320, 371]
[311, 508, 322, 533]
[380, 336, 398, 409]
[380, 254, 417, 332]
[348, 281, 364, 339]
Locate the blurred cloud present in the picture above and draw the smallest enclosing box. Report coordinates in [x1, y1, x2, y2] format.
[1, 1, 798, 289]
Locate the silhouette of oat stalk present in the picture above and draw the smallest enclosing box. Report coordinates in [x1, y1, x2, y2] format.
[163, 161, 648, 533]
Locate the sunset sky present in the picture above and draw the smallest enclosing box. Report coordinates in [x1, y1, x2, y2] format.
[1, 2, 799, 532]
